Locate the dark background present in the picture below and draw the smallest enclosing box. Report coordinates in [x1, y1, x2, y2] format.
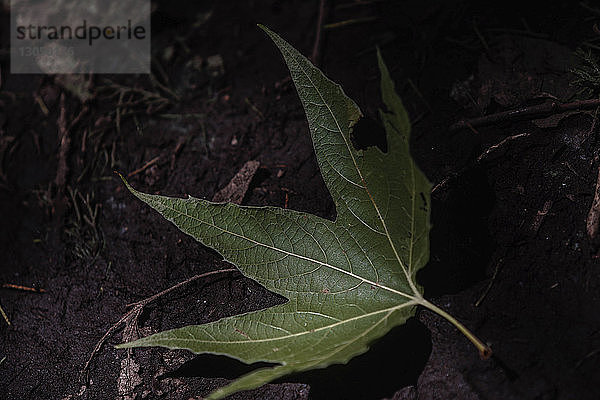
[1, 1, 599, 399]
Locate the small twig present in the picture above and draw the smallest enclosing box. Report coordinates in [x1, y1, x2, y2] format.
[472, 19, 490, 55]
[82, 268, 237, 378]
[55, 95, 89, 190]
[170, 136, 187, 171]
[125, 269, 236, 308]
[465, 121, 480, 135]
[281, 187, 297, 209]
[531, 200, 553, 234]
[586, 165, 600, 244]
[55, 93, 69, 189]
[580, 1, 600, 17]
[576, 348, 600, 369]
[431, 174, 454, 195]
[563, 161, 584, 181]
[127, 156, 161, 178]
[2, 283, 46, 293]
[33, 94, 49, 116]
[407, 78, 432, 112]
[311, 0, 327, 65]
[335, 0, 385, 10]
[115, 90, 125, 135]
[323, 16, 377, 30]
[244, 97, 265, 120]
[0, 302, 10, 326]
[485, 27, 548, 39]
[99, 80, 171, 103]
[69, 104, 89, 131]
[474, 259, 503, 307]
[477, 132, 531, 162]
[149, 71, 180, 102]
[82, 306, 134, 378]
[588, 106, 599, 139]
[433, 132, 531, 195]
[450, 99, 600, 132]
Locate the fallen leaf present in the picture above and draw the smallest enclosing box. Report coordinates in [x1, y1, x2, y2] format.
[118, 26, 489, 399]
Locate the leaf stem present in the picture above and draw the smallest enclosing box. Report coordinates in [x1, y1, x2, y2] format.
[419, 298, 492, 359]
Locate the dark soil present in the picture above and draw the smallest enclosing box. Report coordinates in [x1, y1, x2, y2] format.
[2, 1, 600, 399]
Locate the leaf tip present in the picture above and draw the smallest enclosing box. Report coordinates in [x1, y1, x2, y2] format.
[114, 341, 133, 350]
[375, 46, 383, 62]
[257, 24, 273, 36]
[117, 171, 141, 198]
[376, 48, 393, 88]
[115, 336, 150, 350]
[116, 170, 129, 186]
[258, 24, 281, 45]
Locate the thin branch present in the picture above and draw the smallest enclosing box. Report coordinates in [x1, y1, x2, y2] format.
[55, 95, 89, 190]
[586, 165, 600, 245]
[81, 268, 237, 379]
[531, 200, 553, 235]
[2, 283, 46, 293]
[432, 132, 531, 194]
[125, 269, 236, 308]
[310, 0, 327, 65]
[0, 302, 10, 326]
[450, 98, 600, 132]
[474, 259, 503, 307]
[127, 156, 161, 178]
[476, 132, 531, 162]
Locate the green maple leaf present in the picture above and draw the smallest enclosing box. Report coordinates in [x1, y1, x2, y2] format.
[118, 26, 490, 399]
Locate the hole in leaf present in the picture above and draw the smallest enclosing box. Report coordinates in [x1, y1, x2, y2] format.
[351, 117, 388, 153]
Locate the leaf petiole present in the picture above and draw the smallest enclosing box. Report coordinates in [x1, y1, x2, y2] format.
[418, 298, 492, 359]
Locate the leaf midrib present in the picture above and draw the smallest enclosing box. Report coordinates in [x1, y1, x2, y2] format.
[155, 300, 417, 345]
[209, 304, 404, 399]
[279, 44, 422, 299]
[145, 194, 415, 300]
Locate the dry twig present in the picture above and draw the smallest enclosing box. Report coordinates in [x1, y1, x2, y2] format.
[531, 200, 553, 235]
[82, 268, 237, 378]
[450, 99, 600, 132]
[476, 132, 531, 163]
[127, 156, 161, 178]
[432, 132, 531, 194]
[0, 302, 9, 326]
[84, 160, 263, 380]
[310, 0, 327, 65]
[55, 94, 89, 190]
[2, 283, 46, 293]
[474, 259, 503, 307]
[586, 165, 600, 245]
[170, 136, 187, 171]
